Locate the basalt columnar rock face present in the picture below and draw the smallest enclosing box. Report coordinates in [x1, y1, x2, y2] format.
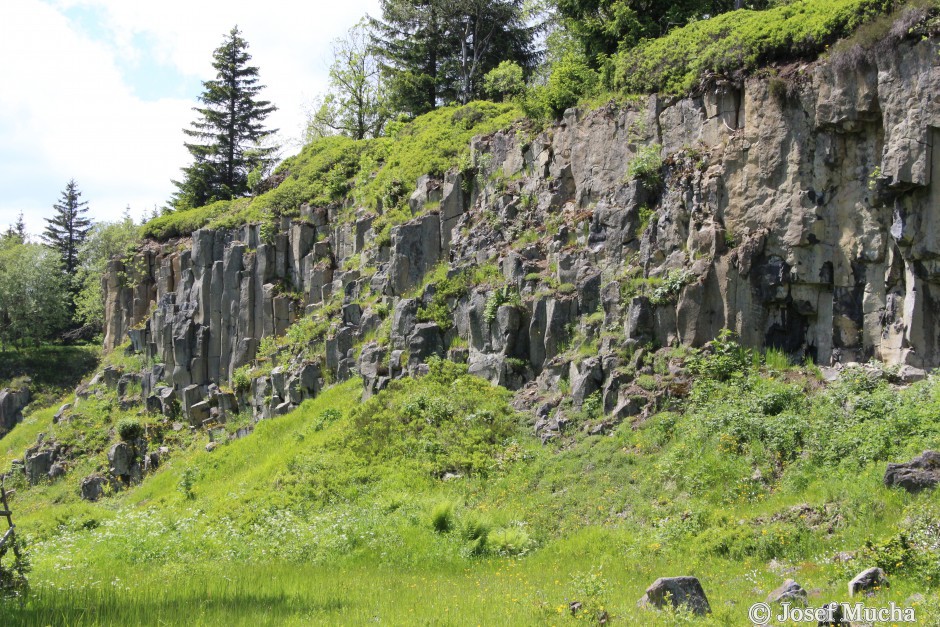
[102, 38, 940, 424]
[0, 381, 30, 435]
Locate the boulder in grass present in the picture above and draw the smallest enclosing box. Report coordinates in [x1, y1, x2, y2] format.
[637, 576, 711, 615]
[767, 579, 807, 606]
[849, 567, 888, 596]
[884, 451, 940, 493]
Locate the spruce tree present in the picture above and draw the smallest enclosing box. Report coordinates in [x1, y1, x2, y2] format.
[43, 180, 92, 275]
[370, 0, 535, 116]
[2, 213, 26, 244]
[172, 26, 278, 210]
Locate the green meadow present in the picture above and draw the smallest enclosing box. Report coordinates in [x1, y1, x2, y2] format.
[2, 347, 940, 625]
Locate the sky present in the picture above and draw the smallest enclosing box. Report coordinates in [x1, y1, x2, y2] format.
[0, 0, 381, 236]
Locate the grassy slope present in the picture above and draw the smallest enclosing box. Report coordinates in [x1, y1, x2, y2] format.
[0, 344, 99, 415]
[142, 102, 521, 241]
[2, 352, 940, 624]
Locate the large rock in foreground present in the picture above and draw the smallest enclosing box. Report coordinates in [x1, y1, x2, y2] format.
[849, 567, 888, 596]
[637, 576, 711, 615]
[884, 451, 940, 493]
[0, 381, 30, 433]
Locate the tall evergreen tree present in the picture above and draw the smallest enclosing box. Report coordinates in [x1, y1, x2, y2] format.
[371, 0, 536, 116]
[43, 179, 92, 275]
[370, 1, 446, 116]
[2, 212, 26, 244]
[172, 26, 278, 210]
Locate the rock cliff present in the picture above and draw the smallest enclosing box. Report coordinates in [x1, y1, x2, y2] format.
[102, 37, 940, 425]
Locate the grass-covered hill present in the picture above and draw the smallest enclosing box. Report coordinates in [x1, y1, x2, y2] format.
[2, 339, 940, 624]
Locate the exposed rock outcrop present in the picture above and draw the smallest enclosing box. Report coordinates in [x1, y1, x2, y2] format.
[0, 381, 30, 434]
[99, 36, 940, 429]
[884, 450, 940, 493]
[637, 576, 711, 615]
[849, 567, 889, 596]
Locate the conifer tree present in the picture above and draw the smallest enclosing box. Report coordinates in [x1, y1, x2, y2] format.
[42, 179, 92, 275]
[172, 26, 278, 210]
[2, 213, 26, 244]
[370, 0, 535, 116]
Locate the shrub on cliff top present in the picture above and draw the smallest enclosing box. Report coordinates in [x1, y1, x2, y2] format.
[614, 0, 897, 95]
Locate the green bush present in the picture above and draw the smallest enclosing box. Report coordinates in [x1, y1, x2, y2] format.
[348, 358, 521, 476]
[416, 264, 504, 329]
[116, 418, 143, 442]
[484, 61, 526, 102]
[232, 366, 252, 393]
[459, 511, 493, 556]
[627, 144, 663, 187]
[523, 50, 599, 120]
[486, 526, 533, 556]
[483, 285, 518, 326]
[614, 0, 896, 95]
[581, 391, 603, 420]
[430, 501, 455, 533]
[178, 466, 198, 500]
[648, 268, 694, 305]
[311, 408, 342, 432]
[857, 504, 940, 584]
[688, 329, 751, 381]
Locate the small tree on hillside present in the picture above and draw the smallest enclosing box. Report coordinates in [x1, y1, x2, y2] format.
[306, 20, 389, 142]
[172, 26, 278, 210]
[43, 180, 92, 276]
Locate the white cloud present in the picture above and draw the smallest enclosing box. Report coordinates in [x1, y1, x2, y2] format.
[0, 0, 380, 235]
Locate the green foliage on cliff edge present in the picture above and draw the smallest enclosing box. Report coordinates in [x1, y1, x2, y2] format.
[142, 102, 519, 241]
[138, 0, 927, 242]
[614, 0, 901, 95]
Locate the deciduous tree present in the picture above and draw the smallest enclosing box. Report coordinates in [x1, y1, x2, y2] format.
[306, 21, 389, 141]
[0, 238, 69, 349]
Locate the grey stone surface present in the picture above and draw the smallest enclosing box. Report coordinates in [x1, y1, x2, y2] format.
[884, 451, 940, 493]
[96, 38, 940, 430]
[766, 579, 807, 605]
[638, 576, 711, 615]
[849, 567, 888, 596]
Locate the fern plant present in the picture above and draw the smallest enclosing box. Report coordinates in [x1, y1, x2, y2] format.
[483, 285, 518, 326]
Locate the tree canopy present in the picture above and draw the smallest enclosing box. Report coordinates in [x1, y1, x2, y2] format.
[0, 238, 70, 349]
[306, 21, 389, 141]
[74, 216, 140, 330]
[172, 26, 278, 210]
[370, 0, 537, 116]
